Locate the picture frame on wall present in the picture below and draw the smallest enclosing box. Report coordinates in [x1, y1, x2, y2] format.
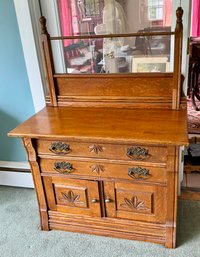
[132, 56, 170, 73]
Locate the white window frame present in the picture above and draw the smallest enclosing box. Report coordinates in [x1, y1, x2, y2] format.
[148, 0, 164, 21]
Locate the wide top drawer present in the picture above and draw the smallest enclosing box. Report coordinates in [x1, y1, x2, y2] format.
[35, 140, 167, 164]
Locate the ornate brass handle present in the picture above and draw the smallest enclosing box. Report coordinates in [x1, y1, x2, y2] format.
[54, 162, 74, 174]
[127, 147, 150, 160]
[128, 167, 151, 180]
[49, 142, 71, 155]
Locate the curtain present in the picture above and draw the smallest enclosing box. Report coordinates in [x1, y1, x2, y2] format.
[163, 0, 172, 27]
[192, 0, 200, 37]
[57, 0, 73, 47]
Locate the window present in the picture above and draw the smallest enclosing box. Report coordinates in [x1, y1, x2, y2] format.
[148, 0, 164, 21]
[84, 0, 100, 16]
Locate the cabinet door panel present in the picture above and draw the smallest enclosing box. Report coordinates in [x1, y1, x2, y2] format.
[104, 181, 166, 223]
[43, 176, 101, 217]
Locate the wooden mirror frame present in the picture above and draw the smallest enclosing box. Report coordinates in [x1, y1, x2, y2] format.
[40, 7, 184, 110]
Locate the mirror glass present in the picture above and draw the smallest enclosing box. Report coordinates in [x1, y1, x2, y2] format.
[54, 0, 173, 74]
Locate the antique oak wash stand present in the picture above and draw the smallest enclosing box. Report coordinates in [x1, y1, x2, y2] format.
[9, 7, 188, 248]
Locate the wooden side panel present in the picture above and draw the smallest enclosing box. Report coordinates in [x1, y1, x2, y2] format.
[22, 137, 49, 231]
[165, 146, 179, 248]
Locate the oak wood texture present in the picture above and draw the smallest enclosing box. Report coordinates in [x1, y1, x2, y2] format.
[43, 176, 101, 217]
[104, 181, 167, 223]
[8, 7, 188, 249]
[36, 139, 167, 164]
[53, 73, 175, 108]
[48, 211, 166, 244]
[39, 157, 167, 184]
[8, 106, 188, 146]
[22, 138, 49, 231]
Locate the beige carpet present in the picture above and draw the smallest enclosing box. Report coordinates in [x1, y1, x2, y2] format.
[0, 186, 200, 257]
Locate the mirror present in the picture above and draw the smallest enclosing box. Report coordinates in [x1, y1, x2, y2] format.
[54, 0, 173, 74]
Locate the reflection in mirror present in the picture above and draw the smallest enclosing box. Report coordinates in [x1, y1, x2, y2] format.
[57, 0, 172, 36]
[55, 0, 173, 74]
[51, 35, 173, 74]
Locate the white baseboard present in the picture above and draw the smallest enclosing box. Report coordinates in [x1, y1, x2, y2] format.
[0, 161, 33, 188]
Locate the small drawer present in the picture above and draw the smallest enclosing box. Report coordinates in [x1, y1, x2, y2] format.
[39, 158, 167, 184]
[36, 140, 167, 164]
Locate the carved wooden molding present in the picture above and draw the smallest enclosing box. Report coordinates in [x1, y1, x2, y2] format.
[90, 164, 105, 174]
[88, 144, 104, 154]
[23, 138, 37, 162]
[120, 196, 149, 211]
[59, 190, 83, 206]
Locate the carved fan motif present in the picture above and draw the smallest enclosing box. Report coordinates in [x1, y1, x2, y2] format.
[59, 190, 84, 206]
[90, 164, 105, 173]
[88, 144, 104, 154]
[120, 196, 149, 211]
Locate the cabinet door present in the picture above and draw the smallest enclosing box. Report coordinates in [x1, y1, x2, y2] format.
[43, 176, 101, 217]
[104, 181, 167, 223]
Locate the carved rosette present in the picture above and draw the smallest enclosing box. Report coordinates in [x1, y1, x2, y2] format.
[59, 190, 83, 206]
[120, 196, 149, 211]
[88, 144, 104, 154]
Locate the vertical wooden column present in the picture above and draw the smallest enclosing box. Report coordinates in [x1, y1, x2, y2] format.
[40, 16, 57, 106]
[165, 146, 179, 248]
[172, 7, 183, 109]
[23, 137, 49, 231]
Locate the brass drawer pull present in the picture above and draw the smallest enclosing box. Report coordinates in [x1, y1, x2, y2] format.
[127, 147, 150, 160]
[128, 167, 151, 180]
[49, 142, 71, 155]
[54, 162, 74, 174]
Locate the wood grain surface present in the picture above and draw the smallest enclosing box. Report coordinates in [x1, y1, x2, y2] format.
[8, 107, 188, 146]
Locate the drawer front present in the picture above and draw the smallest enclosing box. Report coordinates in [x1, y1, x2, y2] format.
[36, 140, 167, 163]
[40, 158, 167, 184]
[104, 181, 167, 223]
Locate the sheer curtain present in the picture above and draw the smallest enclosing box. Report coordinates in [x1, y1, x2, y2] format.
[192, 0, 200, 37]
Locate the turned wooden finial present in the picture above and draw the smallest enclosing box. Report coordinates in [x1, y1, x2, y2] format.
[175, 7, 183, 33]
[40, 16, 48, 35]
